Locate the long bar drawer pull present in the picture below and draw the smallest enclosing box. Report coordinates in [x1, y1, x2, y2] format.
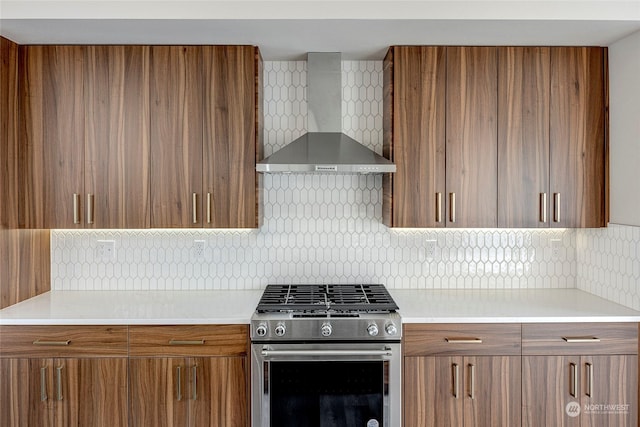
[33, 340, 71, 346]
[452, 363, 459, 399]
[261, 349, 393, 357]
[169, 339, 205, 345]
[562, 337, 601, 343]
[40, 367, 48, 401]
[445, 338, 483, 344]
[56, 366, 63, 401]
[569, 363, 577, 397]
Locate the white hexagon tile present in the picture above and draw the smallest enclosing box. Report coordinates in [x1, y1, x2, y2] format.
[52, 59, 592, 295]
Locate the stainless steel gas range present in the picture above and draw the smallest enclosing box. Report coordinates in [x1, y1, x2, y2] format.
[250, 284, 402, 427]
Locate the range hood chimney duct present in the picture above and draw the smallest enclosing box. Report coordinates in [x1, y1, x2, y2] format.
[256, 52, 396, 174]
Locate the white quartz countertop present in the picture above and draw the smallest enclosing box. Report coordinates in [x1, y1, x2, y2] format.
[0, 290, 262, 325]
[390, 289, 640, 323]
[1, 288, 639, 326]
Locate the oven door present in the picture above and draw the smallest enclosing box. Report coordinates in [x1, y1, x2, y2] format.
[251, 342, 401, 427]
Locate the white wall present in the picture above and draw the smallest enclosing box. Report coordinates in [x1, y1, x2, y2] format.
[609, 29, 640, 227]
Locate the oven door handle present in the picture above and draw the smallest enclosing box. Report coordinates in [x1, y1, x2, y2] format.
[261, 347, 393, 357]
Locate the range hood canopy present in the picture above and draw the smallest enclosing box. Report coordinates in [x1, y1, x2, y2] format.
[256, 52, 395, 174]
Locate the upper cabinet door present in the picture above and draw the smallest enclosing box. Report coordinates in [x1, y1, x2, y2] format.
[446, 47, 498, 228]
[498, 47, 551, 228]
[84, 45, 150, 228]
[203, 46, 260, 228]
[20, 45, 85, 229]
[383, 46, 446, 228]
[149, 46, 204, 228]
[1, 37, 19, 229]
[550, 47, 606, 228]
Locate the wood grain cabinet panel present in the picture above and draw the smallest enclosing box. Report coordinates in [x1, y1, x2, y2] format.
[20, 45, 85, 229]
[84, 45, 150, 228]
[498, 47, 551, 228]
[382, 46, 446, 228]
[446, 46, 498, 228]
[1, 36, 19, 229]
[550, 47, 606, 228]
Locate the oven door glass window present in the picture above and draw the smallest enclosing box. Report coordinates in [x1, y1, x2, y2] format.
[270, 361, 384, 427]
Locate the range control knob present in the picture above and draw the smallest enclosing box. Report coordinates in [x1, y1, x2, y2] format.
[275, 323, 286, 337]
[385, 323, 398, 336]
[255, 323, 268, 337]
[367, 323, 379, 337]
[321, 322, 333, 337]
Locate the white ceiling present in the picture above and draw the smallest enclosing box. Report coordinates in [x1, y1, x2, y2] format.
[2, 1, 640, 60]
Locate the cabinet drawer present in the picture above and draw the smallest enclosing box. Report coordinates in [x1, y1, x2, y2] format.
[522, 323, 638, 355]
[403, 323, 521, 356]
[0, 325, 128, 357]
[129, 324, 248, 357]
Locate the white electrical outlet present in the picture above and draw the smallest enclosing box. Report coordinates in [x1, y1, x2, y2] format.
[550, 239, 562, 258]
[192, 240, 206, 261]
[96, 240, 115, 262]
[425, 240, 437, 261]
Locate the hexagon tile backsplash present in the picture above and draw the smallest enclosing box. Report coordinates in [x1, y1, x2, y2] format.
[50, 60, 635, 302]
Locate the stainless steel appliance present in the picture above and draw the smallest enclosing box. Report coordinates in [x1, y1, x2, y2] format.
[251, 284, 402, 427]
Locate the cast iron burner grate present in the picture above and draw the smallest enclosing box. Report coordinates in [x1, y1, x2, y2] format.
[256, 284, 399, 313]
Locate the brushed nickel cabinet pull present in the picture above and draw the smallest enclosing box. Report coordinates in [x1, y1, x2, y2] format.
[449, 193, 456, 223]
[468, 364, 476, 399]
[192, 193, 198, 224]
[56, 365, 63, 401]
[436, 192, 442, 223]
[445, 338, 483, 344]
[169, 339, 205, 345]
[206, 192, 212, 224]
[176, 366, 182, 401]
[569, 362, 577, 397]
[191, 365, 197, 401]
[33, 340, 71, 346]
[554, 193, 561, 223]
[87, 194, 94, 224]
[586, 362, 593, 397]
[540, 193, 547, 223]
[562, 337, 600, 343]
[40, 367, 48, 401]
[73, 193, 81, 224]
[452, 363, 459, 399]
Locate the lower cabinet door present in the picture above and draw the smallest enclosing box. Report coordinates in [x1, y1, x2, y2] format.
[130, 358, 188, 427]
[463, 356, 521, 427]
[404, 356, 464, 427]
[581, 355, 638, 427]
[0, 358, 55, 427]
[189, 356, 248, 427]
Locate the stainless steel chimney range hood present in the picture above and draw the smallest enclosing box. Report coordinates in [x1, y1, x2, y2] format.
[256, 52, 396, 174]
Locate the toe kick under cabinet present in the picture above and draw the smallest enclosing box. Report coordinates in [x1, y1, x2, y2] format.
[403, 322, 639, 427]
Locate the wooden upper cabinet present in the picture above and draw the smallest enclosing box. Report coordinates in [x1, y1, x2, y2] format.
[150, 46, 204, 228]
[550, 47, 606, 228]
[20, 45, 85, 229]
[383, 46, 446, 228]
[203, 46, 260, 228]
[446, 46, 498, 228]
[84, 45, 151, 228]
[498, 47, 551, 228]
[150, 45, 262, 228]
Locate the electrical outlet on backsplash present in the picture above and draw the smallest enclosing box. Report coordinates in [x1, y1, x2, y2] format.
[49, 60, 639, 311]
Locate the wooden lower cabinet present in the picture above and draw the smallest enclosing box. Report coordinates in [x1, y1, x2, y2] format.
[404, 355, 521, 427]
[129, 356, 247, 427]
[522, 355, 638, 427]
[0, 357, 128, 427]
